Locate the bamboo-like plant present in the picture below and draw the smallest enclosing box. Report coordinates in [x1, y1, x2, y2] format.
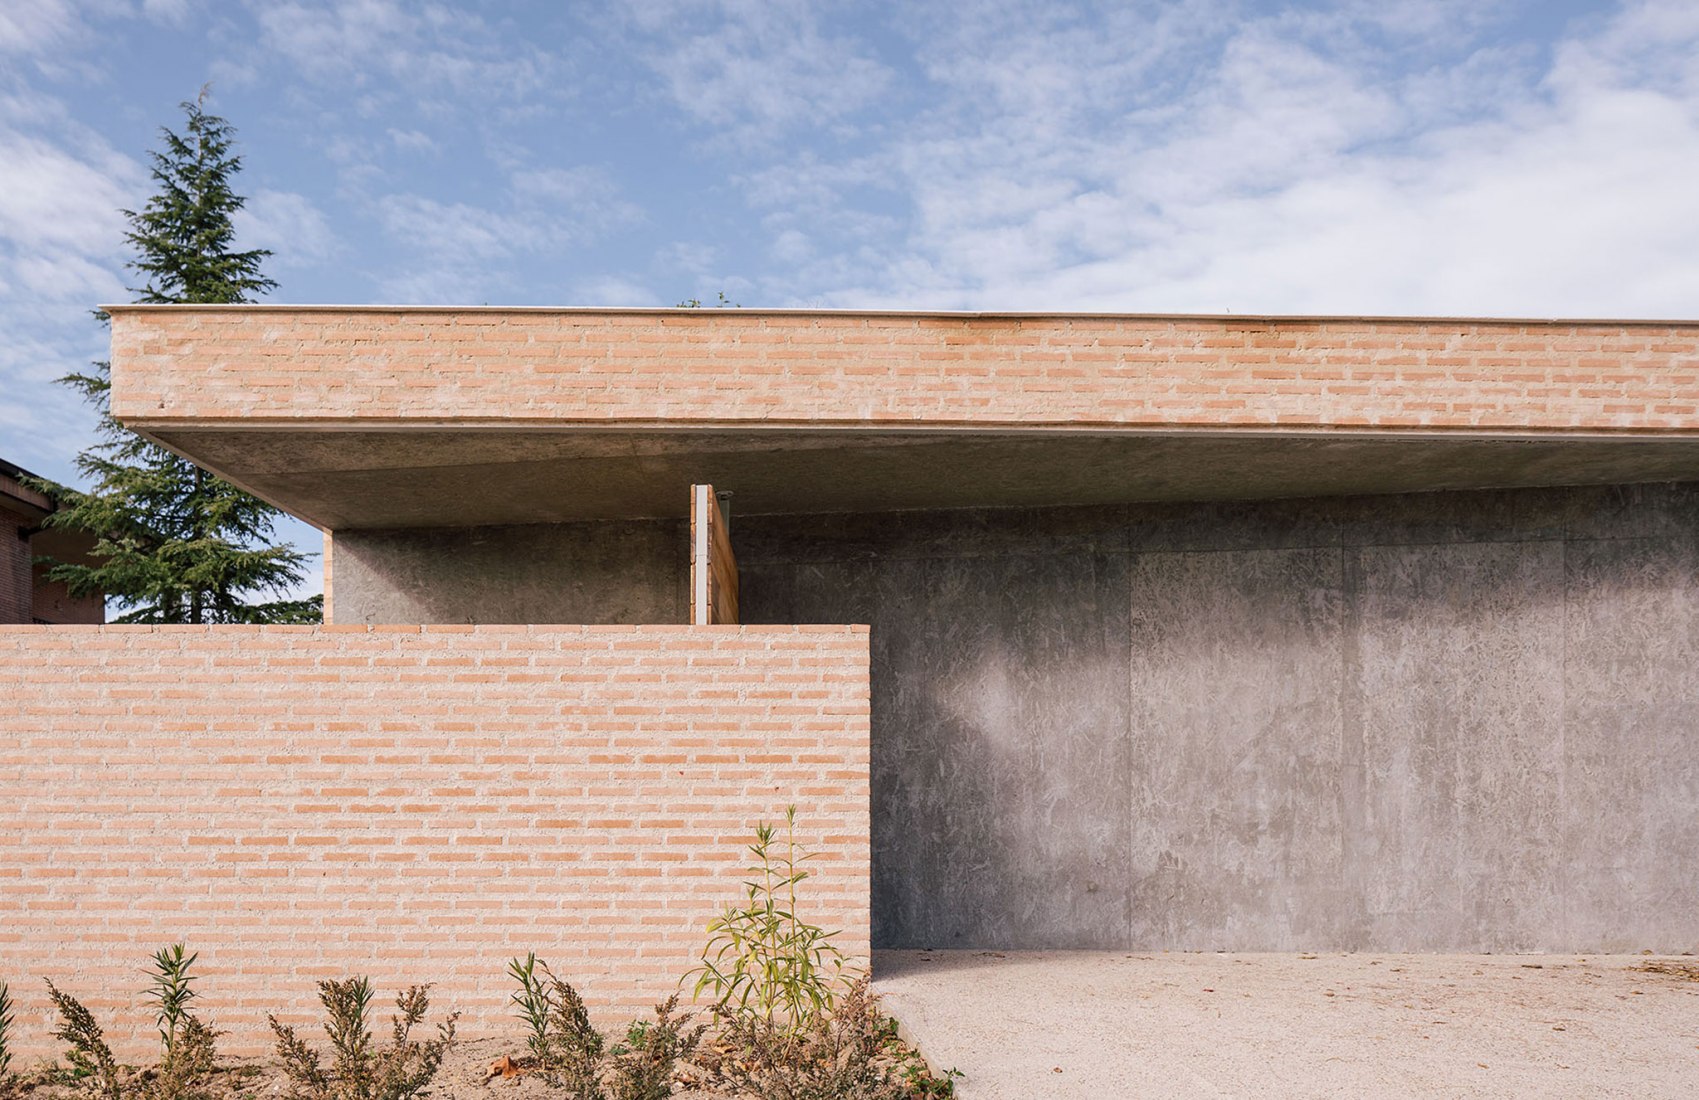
[148, 943, 199, 1056]
[686, 807, 852, 1031]
[508, 954, 552, 1078]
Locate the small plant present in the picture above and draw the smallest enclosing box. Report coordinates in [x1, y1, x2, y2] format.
[143, 1015, 221, 1100]
[706, 977, 957, 1100]
[604, 997, 704, 1100]
[148, 944, 199, 1056]
[269, 978, 457, 1100]
[44, 980, 121, 1100]
[0, 982, 16, 1095]
[506, 956, 604, 1097]
[509, 953, 553, 1076]
[688, 807, 851, 1031]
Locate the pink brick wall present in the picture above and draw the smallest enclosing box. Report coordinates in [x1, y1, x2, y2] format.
[0, 624, 870, 1059]
[108, 307, 1699, 434]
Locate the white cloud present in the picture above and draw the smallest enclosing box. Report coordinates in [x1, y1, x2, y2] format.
[623, 0, 893, 147]
[0, 0, 80, 55]
[233, 188, 337, 268]
[745, 0, 1699, 318]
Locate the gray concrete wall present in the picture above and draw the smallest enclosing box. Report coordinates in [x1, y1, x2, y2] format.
[327, 485, 1699, 954]
[736, 484, 1699, 954]
[331, 518, 687, 624]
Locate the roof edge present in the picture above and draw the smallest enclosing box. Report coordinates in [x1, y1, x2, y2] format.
[99, 304, 1699, 327]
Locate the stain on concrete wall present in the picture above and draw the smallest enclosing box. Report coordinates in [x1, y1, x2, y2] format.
[332, 518, 689, 624]
[738, 483, 1699, 954]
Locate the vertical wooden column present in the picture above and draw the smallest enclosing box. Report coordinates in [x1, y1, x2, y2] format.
[690, 484, 739, 625]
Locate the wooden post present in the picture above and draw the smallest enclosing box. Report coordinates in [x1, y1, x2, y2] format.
[690, 484, 739, 625]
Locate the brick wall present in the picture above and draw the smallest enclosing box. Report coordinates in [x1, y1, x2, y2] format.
[0, 512, 29, 623]
[109, 307, 1699, 434]
[0, 624, 870, 1058]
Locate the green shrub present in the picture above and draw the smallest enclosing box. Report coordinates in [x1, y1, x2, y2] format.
[506, 956, 603, 1097]
[147, 945, 199, 1057]
[269, 978, 456, 1100]
[687, 807, 851, 1031]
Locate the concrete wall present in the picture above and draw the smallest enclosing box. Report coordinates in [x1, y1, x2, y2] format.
[735, 483, 1699, 954]
[331, 518, 687, 624]
[0, 624, 870, 1057]
[318, 483, 1699, 954]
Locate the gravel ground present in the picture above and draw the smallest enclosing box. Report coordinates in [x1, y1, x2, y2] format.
[872, 949, 1699, 1099]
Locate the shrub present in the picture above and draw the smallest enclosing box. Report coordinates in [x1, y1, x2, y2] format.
[688, 807, 851, 1031]
[604, 996, 704, 1100]
[141, 1015, 221, 1100]
[269, 978, 457, 1100]
[0, 982, 15, 1096]
[506, 956, 603, 1097]
[706, 977, 957, 1100]
[43, 980, 121, 1100]
[147, 944, 199, 1057]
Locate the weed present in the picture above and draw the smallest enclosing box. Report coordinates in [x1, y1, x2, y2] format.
[604, 997, 704, 1100]
[706, 977, 956, 1100]
[269, 978, 456, 1100]
[0, 982, 14, 1096]
[141, 1015, 221, 1100]
[688, 807, 851, 1031]
[147, 945, 199, 1057]
[508, 954, 552, 1077]
[43, 981, 121, 1100]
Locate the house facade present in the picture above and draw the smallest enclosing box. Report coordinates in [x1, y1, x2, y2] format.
[4, 306, 1698, 1053]
[0, 458, 104, 625]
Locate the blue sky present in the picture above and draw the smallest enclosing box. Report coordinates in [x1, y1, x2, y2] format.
[2, 0, 1697, 600]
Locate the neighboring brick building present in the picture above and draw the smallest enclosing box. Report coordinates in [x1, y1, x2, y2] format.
[5, 307, 1699, 1054]
[0, 458, 103, 625]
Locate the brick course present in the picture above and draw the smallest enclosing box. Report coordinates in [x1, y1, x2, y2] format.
[108, 308, 1699, 434]
[0, 624, 870, 1058]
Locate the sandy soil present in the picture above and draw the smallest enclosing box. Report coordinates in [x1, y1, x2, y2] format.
[873, 950, 1699, 1099]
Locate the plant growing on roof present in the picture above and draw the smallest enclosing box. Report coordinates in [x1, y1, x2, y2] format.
[686, 806, 852, 1032]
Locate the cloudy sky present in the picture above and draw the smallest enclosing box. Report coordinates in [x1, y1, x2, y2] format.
[2, 0, 1697, 598]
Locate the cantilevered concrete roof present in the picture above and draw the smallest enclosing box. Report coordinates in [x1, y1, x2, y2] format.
[106, 306, 1699, 530]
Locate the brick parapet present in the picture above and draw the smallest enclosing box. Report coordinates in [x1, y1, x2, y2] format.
[108, 308, 1699, 434]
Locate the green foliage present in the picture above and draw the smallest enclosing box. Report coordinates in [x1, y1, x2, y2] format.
[0, 981, 15, 1089]
[141, 1015, 221, 1100]
[506, 956, 604, 1097]
[675, 291, 739, 308]
[708, 977, 957, 1100]
[688, 807, 851, 1031]
[43, 980, 121, 1100]
[32, 89, 319, 625]
[604, 997, 704, 1100]
[508, 954, 552, 1074]
[268, 978, 456, 1100]
[148, 944, 198, 1056]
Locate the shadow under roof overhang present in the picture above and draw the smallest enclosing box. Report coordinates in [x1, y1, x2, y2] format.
[105, 306, 1699, 530]
[129, 424, 1699, 531]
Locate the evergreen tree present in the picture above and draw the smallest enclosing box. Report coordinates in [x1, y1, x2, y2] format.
[33, 91, 321, 624]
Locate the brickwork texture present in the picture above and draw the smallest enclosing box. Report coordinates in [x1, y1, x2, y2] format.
[109, 308, 1699, 434]
[0, 624, 870, 1058]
